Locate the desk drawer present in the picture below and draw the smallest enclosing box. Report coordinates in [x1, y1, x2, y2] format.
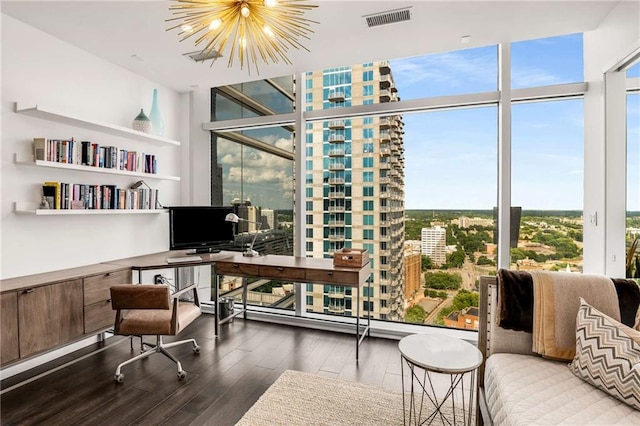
[215, 262, 260, 277]
[306, 269, 360, 286]
[84, 270, 131, 306]
[259, 266, 305, 281]
[84, 301, 114, 333]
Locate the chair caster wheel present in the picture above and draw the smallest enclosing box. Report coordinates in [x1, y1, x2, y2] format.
[114, 374, 124, 383]
[177, 370, 187, 380]
[193, 345, 200, 354]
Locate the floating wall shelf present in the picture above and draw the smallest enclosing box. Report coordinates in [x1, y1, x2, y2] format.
[14, 202, 167, 216]
[13, 154, 180, 181]
[15, 103, 181, 147]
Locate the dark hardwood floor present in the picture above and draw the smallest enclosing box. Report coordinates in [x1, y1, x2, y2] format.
[1, 315, 407, 426]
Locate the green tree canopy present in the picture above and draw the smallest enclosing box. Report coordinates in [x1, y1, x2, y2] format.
[421, 255, 434, 270]
[424, 271, 462, 290]
[405, 305, 426, 324]
[476, 255, 495, 266]
[447, 247, 465, 268]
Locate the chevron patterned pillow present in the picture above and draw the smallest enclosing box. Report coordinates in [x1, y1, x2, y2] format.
[569, 298, 640, 411]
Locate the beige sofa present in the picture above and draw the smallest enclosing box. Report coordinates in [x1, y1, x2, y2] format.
[477, 274, 640, 426]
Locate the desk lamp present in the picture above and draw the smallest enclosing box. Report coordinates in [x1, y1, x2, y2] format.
[225, 213, 262, 257]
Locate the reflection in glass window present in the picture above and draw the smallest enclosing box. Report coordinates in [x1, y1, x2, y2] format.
[512, 33, 583, 88]
[512, 99, 584, 271]
[215, 136, 293, 213]
[211, 76, 294, 121]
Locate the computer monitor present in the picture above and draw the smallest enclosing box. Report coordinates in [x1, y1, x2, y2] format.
[168, 206, 235, 253]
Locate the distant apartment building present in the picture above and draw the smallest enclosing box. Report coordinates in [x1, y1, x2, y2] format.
[304, 62, 406, 321]
[262, 208, 275, 230]
[231, 200, 261, 233]
[421, 226, 446, 265]
[403, 251, 422, 301]
[404, 240, 422, 255]
[458, 216, 493, 228]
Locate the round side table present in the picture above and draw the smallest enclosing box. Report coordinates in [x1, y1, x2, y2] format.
[399, 333, 483, 426]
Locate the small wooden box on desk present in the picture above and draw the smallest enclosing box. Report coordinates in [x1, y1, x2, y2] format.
[333, 249, 369, 268]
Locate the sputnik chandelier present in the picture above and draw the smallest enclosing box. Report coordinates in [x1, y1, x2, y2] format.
[167, 0, 319, 74]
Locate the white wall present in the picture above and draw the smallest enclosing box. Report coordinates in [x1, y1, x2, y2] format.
[583, 1, 640, 276]
[1, 14, 187, 278]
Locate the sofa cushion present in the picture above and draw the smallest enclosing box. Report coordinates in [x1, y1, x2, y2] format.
[485, 353, 640, 425]
[569, 298, 640, 411]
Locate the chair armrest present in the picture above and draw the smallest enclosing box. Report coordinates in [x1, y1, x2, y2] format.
[171, 283, 200, 310]
[171, 283, 198, 299]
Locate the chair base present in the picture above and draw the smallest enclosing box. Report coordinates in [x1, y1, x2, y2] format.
[114, 335, 200, 383]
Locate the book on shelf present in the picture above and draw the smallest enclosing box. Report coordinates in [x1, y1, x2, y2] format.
[33, 138, 47, 161]
[38, 181, 160, 210]
[42, 181, 61, 209]
[32, 138, 158, 175]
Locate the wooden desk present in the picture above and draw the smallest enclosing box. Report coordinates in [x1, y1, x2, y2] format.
[106, 250, 372, 360]
[213, 252, 372, 360]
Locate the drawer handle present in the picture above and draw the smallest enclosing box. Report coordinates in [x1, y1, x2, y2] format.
[106, 299, 112, 303]
[233, 263, 240, 268]
[22, 289, 34, 294]
[327, 272, 334, 276]
[277, 267, 284, 271]
[106, 272, 113, 277]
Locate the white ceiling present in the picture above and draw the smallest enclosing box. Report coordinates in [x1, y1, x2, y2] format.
[1, 0, 621, 93]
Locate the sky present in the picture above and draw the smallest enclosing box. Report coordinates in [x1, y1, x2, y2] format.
[219, 33, 639, 213]
[392, 33, 639, 211]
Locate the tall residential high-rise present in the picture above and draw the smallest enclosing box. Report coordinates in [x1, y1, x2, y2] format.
[304, 62, 406, 321]
[421, 226, 447, 265]
[262, 208, 275, 230]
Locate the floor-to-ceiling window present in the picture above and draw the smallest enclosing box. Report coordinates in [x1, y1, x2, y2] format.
[210, 80, 297, 308]
[207, 34, 590, 332]
[510, 34, 585, 272]
[511, 99, 584, 272]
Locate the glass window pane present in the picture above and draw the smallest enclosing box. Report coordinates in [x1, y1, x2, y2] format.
[511, 99, 584, 271]
[211, 75, 294, 121]
[404, 108, 497, 329]
[511, 33, 583, 89]
[391, 46, 497, 99]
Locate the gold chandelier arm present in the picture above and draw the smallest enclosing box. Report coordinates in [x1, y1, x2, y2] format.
[167, 0, 318, 74]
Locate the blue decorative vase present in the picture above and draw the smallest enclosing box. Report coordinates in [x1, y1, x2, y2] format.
[149, 88, 164, 137]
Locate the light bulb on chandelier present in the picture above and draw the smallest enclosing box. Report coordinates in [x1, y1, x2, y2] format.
[209, 18, 222, 30]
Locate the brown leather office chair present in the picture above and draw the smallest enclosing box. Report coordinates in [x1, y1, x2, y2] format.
[110, 283, 201, 383]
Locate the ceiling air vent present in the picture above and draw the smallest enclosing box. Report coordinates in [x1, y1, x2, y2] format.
[364, 7, 412, 28]
[184, 49, 222, 63]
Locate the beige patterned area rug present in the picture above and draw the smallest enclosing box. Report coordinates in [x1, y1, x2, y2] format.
[236, 369, 471, 426]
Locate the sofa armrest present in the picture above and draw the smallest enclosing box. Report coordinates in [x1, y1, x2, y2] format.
[478, 275, 534, 385]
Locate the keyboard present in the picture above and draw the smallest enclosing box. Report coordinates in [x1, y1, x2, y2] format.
[167, 255, 202, 264]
